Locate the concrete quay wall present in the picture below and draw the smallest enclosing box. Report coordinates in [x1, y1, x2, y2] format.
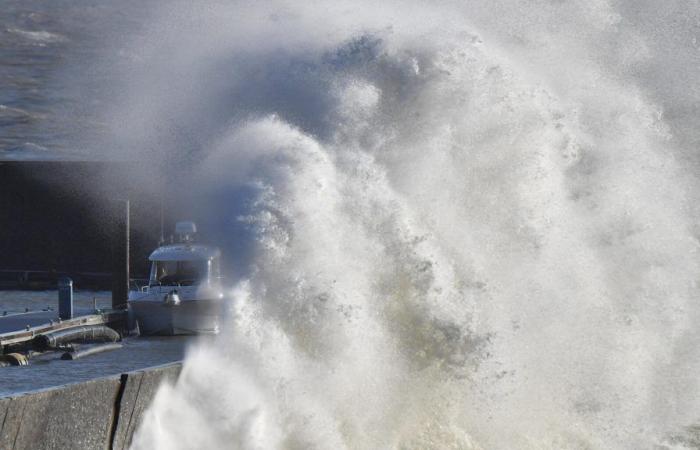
[0, 362, 181, 450]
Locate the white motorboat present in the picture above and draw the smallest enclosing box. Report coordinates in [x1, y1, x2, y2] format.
[128, 221, 225, 335]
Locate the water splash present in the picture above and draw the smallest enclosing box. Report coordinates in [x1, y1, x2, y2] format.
[85, 1, 700, 448]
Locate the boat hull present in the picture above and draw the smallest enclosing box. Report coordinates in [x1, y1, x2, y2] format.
[129, 299, 221, 336]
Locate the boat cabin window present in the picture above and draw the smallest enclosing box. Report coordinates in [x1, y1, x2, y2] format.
[150, 260, 210, 286]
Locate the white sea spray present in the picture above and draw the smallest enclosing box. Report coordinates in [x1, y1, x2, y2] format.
[77, 1, 700, 448]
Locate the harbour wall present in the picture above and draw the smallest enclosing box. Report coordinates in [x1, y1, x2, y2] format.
[0, 362, 181, 450]
[0, 161, 160, 284]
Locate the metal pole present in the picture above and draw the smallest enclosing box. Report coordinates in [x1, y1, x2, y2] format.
[159, 194, 165, 245]
[58, 277, 73, 320]
[111, 200, 129, 310]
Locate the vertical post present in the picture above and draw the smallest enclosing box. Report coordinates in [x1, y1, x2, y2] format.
[112, 199, 130, 310]
[159, 194, 165, 245]
[58, 277, 73, 320]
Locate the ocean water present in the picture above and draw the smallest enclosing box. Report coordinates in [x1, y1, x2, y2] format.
[0, 0, 148, 157]
[5, 1, 700, 449]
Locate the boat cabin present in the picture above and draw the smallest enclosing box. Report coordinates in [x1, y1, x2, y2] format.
[148, 245, 221, 287]
[147, 222, 221, 287]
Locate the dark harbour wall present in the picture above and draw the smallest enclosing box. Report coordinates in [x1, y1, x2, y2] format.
[0, 161, 163, 286]
[0, 362, 181, 450]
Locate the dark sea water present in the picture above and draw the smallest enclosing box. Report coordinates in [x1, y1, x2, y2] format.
[0, 0, 146, 158]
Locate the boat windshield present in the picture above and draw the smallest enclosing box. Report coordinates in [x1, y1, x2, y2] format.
[150, 260, 209, 286]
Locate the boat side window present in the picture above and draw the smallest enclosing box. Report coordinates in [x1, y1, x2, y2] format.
[151, 260, 209, 286]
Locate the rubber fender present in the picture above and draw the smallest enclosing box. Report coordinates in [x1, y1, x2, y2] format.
[32, 325, 121, 351]
[61, 342, 123, 360]
[1, 353, 29, 366]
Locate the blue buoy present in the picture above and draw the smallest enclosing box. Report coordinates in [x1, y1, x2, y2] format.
[58, 277, 73, 320]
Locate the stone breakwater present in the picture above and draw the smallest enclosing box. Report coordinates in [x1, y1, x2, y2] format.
[0, 362, 181, 450]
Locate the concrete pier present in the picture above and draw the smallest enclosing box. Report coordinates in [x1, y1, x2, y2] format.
[0, 362, 181, 450]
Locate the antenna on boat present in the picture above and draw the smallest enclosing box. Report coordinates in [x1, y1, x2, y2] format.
[175, 221, 197, 243]
[158, 191, 166, 246]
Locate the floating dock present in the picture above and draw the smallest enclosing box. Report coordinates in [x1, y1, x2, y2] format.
[0, 309, 127, 354]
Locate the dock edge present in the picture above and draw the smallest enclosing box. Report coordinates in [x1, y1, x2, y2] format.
[0, 361, 182, 450]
